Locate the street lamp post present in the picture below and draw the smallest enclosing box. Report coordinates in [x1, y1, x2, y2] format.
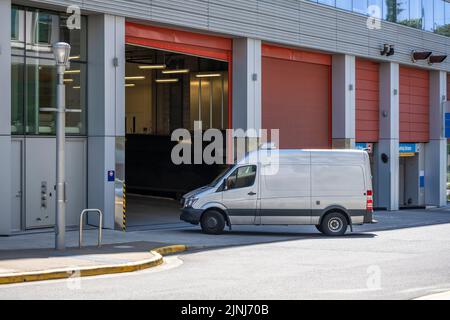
[53, 42, 71, 250]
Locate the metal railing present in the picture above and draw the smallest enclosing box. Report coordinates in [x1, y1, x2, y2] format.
[79, 209, 103, 248]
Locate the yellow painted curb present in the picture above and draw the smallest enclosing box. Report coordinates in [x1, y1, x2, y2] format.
[0, 244, 187, 286]
[153, 245, 188, 256]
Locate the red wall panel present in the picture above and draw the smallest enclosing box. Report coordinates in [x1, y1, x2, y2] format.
[399, 67, 429, 142]
[125, 22, 232, 61]
[356, 59, 379, 142]
[262, 44, 332, 66]
[262, 52, 331, 149]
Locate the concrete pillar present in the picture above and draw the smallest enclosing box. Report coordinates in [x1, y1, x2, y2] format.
[232, 38, 261, 149]
[332, 54, 356, 149]
[377, 62, 400, 211]
[0, 0, 12, 235]
[87, 15, 125, 229]
[425, 71, 447, 207]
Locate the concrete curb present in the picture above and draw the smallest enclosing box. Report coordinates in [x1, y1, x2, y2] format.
[0, 244, 188, 286]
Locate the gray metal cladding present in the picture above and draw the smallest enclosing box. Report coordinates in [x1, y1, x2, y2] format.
[27, 0, 450, 71]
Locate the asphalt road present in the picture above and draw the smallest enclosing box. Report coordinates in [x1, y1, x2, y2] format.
[1, 217, 450, 300]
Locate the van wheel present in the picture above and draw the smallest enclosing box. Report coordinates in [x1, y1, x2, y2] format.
[201, 210, 225, 235]
[320, 212, 348, 236]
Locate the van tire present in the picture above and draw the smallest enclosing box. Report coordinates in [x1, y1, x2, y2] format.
[315, 225, 323, 233]
[201, 210, 225, 235]
[320, 212, 348, 236]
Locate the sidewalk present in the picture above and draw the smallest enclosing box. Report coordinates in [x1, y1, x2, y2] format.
[0, 239, 186, 285]
[416, 291, 450, 300]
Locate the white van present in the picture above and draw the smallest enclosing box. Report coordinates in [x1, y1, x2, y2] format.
[180, 149, 374, 236]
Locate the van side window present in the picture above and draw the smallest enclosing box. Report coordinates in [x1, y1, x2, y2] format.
[226, 165, 257, 190]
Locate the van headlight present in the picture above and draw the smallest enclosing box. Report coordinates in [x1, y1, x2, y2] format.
[185, 197, 199, 208]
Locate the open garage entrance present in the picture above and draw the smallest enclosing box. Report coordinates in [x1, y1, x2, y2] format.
[124, 23, 232, 230]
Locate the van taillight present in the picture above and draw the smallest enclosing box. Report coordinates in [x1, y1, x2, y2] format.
[366, 190, 374, 212]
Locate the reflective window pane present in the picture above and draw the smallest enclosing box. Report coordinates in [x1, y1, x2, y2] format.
[423, 0, 434, 32]
[354, 0, 369, 15]
[434, 0, 444, 30]
[25, 9, 57, 59]
[11, 6, 25, 56]
[436, 2, 450, 37]
[384, 0, 397, 22]
[336, 0, 351, 11]
[11, 56, 25, 135]
[25, 58, 57, 135]
[11, 6, 88, 136]
[408, 0, 423, 29]
[65, 63, 87, 135]
[60, 15, 87, 62]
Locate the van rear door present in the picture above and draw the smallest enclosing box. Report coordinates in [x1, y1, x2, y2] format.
[311, 161, 367, 224]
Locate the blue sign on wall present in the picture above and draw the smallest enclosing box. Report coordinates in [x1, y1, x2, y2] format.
[107, 170, 115, 182]
[356, 143, 368, 150]
[445, 113, 450, 138]
[399, 143, 417, 154]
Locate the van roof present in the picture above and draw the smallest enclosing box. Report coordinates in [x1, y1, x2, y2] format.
[238, 149, 368, 165]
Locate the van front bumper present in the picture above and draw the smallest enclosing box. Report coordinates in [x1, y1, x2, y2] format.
[180, 208, 203, 225]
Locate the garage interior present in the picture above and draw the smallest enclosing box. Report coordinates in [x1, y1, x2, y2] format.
[124, 44, 230, 230]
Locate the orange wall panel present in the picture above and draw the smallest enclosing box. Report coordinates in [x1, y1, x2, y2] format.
[356, 59, 379, 142]
[399, 67, 429, 143]
[262, 56, 331, 149]
[125, 22, 232, 61]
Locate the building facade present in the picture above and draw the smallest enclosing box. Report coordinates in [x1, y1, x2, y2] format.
[1, 0, 449, 235]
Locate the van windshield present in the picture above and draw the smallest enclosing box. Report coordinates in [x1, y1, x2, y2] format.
[209, 166, 234, 187]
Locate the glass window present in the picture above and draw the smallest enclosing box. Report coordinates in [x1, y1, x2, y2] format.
[423, 0, 435, 32]
[408, 0, 423, 29]
[25, 9, 56, 59]
[11, 6, 87, 136]
[60, 14, 87, 62]
[336, 0, 351, 11]
[435, 0, 450, 36]
[383, 0, 398, 22]
[434, 0, 444, 31]
[11, 56, 25, 135]
[226, 166, 257, 190]
[11, 7, 24, 56]
[354, 0, 369, 15]
[65, 63, 87, 135]
[25, 58, 56, 135]
[368, 0, 383, 19]
[396, 0, 410, 25]
[308, 0, 450, 36]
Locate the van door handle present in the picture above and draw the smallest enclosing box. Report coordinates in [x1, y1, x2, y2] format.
[248, 192, 257, 196]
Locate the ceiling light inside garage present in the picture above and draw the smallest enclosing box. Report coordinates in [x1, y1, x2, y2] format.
[155, 79, 179, 83]
[196, 73, 222, 78]
[125, 76, 146, 80]
[139, 64, 167, 70]
[162, 69, 190, 74]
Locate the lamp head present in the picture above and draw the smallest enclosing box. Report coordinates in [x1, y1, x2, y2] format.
[53, 42, 71, 66]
